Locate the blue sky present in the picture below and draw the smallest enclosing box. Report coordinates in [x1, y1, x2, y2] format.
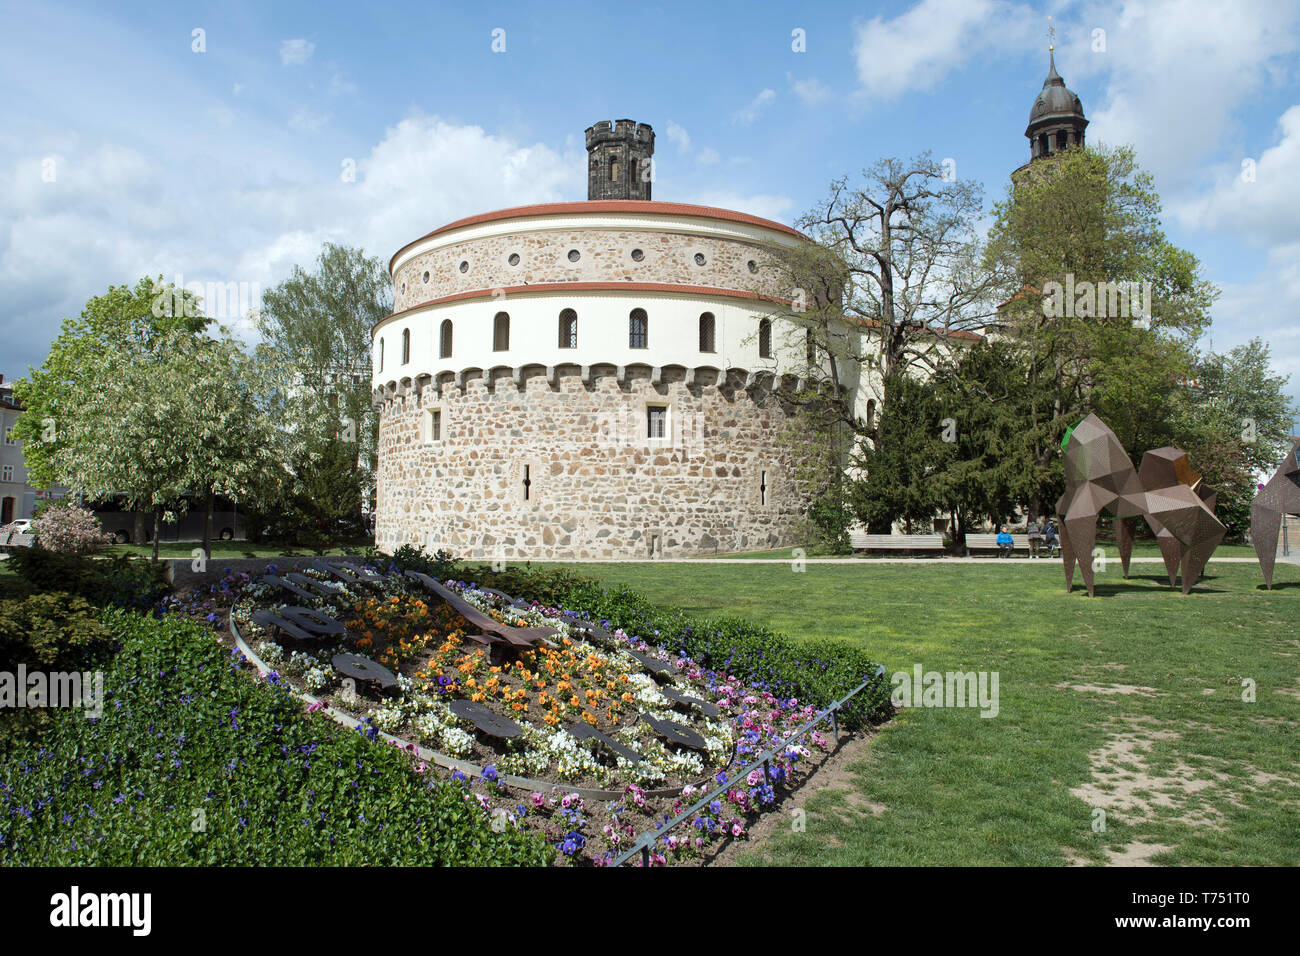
[3, 0, 1299, 414]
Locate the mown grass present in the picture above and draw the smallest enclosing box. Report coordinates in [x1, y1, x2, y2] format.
[534, 557, 1300, 865]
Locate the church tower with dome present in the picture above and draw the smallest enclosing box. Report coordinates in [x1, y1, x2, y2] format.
[1012, 42, 1089, 184]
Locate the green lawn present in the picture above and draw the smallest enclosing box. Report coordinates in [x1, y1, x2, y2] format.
[534, 557, 1300, 865]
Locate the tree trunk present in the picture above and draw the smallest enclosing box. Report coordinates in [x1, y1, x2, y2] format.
[202, 491, 214, 559]
[152, 507, 162, 562]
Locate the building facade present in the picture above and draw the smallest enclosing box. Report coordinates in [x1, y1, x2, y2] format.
[372, 120, 859, 559]
[0, 375, 39, 525]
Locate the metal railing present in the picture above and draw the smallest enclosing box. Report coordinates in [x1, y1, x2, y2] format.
[611, 665, 887, 867]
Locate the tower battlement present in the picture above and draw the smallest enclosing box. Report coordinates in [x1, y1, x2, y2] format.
[585, 119, 654, 200]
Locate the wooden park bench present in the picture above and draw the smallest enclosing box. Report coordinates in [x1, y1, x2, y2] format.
[965, 533, 1059, 557]
[849, 532, 946, 555]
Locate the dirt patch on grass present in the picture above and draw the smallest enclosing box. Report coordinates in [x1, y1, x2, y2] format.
[1056, 682, 1162, 697]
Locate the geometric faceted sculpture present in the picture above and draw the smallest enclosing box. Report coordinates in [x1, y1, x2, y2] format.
[1137, 446, 1226, 594]
[1250, 444, 1300, 588]
[1056, 414, 1149, 596]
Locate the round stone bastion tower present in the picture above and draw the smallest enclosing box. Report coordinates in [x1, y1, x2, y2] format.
[372, 119, 847, 560]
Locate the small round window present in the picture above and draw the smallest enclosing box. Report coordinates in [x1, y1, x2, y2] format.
[694, 253, 706, 266]
[459, 260, 469, 273]
[422, 271, 430, 282]
[630, 249, 644, 262]
[508, 253, 520, 266]
[568, 249, 581, 262]
[747, 260, 758, 274]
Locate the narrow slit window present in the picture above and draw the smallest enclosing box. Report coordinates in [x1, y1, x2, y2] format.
[401, 328, 410, 364]
[559, 309, 577, 348]
[493, 311, 510, 351]
[629, 308, 648, 349]
[759, 319, 772, 359]
[699, 312, 715, 353]
[522, 464, 531, 501]
[440, 319, 453, 359]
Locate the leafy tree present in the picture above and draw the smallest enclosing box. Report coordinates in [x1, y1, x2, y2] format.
[984, 144, 1219, 513]
[1171, 339, 1297, 537]
[12, 278, 206, 492]
[930, 340, 1059, 535]
[849, 374, 948, 533]
[255, 243, 391, 533]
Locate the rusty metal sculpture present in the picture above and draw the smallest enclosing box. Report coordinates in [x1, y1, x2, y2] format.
[1056, 415, 1226, 596]
[1250, 444, 1300, 588]
[1056, 414, 1148, 596]
[1136, 447, 1226, 594]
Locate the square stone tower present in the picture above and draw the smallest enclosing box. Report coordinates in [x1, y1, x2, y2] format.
[585, 119, 654, 200]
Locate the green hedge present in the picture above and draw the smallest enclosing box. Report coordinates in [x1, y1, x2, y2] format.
[0, 610, 552, 866]
[5, 548, 169, 610]
[462, 564, 894, 730]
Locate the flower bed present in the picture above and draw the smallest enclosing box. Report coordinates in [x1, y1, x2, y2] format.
[163, 558, 889, 865]
[229, 567, 739, 792]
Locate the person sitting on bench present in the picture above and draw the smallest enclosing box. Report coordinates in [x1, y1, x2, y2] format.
[1043, 520, 1059, 556]
[996, 526, 1015, 558]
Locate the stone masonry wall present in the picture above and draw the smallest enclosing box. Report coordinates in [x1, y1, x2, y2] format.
[393, 229, 783, 313]
[374, 367, 814, 560]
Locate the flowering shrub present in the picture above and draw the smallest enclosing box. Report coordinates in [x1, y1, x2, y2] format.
[28, 503, 112, 555]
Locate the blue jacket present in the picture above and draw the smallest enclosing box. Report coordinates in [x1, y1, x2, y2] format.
[996, 532, 1013, 545]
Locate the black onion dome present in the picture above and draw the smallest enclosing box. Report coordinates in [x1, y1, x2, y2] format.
[1029, 52, 1085, 125]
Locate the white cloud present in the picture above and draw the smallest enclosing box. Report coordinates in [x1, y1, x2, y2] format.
[0, 116, 584, 375]
[1078, 0, 1300, 186]
[1176, 106, 1300, 244]
[788, 73, 832, 105]
[697, 147, 720, 166]
[329, 73, 356, 96]
[279, 38, 315, 67]
[852, 0, 1032, 100]
[732, 88, 776, 126]
[665, 121, 691, 153]
[288, 108, 329, 132]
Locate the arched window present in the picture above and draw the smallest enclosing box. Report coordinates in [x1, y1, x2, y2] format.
[1057, 130, 1070, 151]
[559, 309, 578, 348]
[759, 319, 772, 359]
[610, 155, 620, 182]
[698, 312, 716, 353]
[1038, 133, 1049, 156]
[630, 157, 639, 183]
[493, 312, 510, 351]
[439, 319, 453, 359]
[401, 328, 410, 364]
[629, 308, 648, 349]
[378, 337, 384, 372]
[866, 398, 876, 429]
